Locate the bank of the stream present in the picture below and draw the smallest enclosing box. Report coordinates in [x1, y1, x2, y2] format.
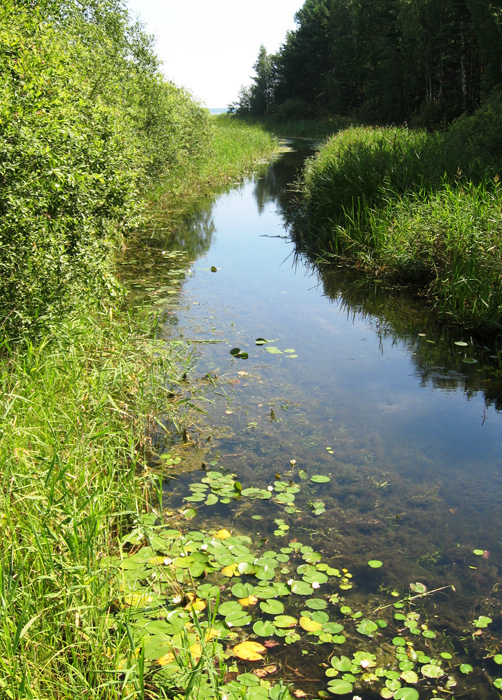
[0, 115, 278, 699]
[292, 92, 502, 332]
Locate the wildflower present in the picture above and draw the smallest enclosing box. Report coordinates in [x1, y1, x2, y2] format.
[312, 581, 320, 589]
[200, 543, 208, 550]
[267, 485, 274, 492]
[163, 557, 172, 566]
[287, 579, 294, 586]
[290, 459, 297, 466]
[172, 595, 182, 604]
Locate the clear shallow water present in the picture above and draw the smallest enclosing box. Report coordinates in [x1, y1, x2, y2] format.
[124, 143, 502, 697]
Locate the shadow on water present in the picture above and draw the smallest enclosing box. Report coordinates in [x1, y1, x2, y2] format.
[122, 141, 502, 699]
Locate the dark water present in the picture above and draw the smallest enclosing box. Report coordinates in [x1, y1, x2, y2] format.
[124, 143, 502, 697]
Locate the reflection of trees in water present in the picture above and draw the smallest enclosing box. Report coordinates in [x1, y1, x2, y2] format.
[296, 255, 502, 411]
[252, 143, 313, 215]
[150, 198, 217, 260]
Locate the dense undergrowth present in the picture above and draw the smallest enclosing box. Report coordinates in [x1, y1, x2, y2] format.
[295, 90, 502, 330]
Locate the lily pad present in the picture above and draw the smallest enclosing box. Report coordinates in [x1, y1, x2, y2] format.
[273, 615, 297, 629]
[260, 599, 285, 615]
[368, 560, 383, 568]
[253, 620, 276, 637]
[327, 679, 353, 695]
[311, 475, 331, 483]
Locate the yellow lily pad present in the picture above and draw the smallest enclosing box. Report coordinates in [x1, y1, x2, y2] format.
[221, 564, 238, 577]
[239, 595, 259, 607]
[215, 529, 231, 540]
[299, 617, 323, 632]
[233, 640, 266, 661]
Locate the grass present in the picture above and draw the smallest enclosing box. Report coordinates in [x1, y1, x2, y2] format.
[148, 114, 280, 210]
[0, 116, 279, 699]
[295, 96, 502, 330]
[0, 309, 196, 699]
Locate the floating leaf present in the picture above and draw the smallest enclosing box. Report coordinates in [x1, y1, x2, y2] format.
[291, 580, 314, 596]
[311, 475, 331, 483]
[255, 338, 272, 345]
[421, 664, 444, 679]
[327, 679, 353, 695]
[210, 266, 218, 272]
[306, 598, 328, 611]
[273, 615, 297, 629]
[473, 549, 485, 556]
[300, 617, 323, 632]
[454, 341, 468, 347]
[494, 654, 502, 665]
[265, 347, 283, 354]
[233, 641, 266, 661]
[253, 620, 276, 637]
[260, 599, 285, 615]
[400, 670, 419, 684]
[394, 689, 419, 700]
[215, 529, 231, 540]
[473, 615, 492, 628]
[368, 560, 383, 568]
[460, 664, 473, 674]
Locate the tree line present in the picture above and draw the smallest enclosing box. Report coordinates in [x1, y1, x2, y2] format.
[232, 0, 501, 126]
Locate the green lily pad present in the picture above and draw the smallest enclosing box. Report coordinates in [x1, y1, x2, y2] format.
[291, 580, 314, 596]
[273, 615, 297, 628]
[260, 599, 285, 615]
[368, 560, 383, 568]
[306, 598, 328, 610]
[231, 583, 255, 598]
[421, 664, 444, 678]
[253, 620, 276, 637]
[327, 679, 353, 695]
[311, 475, 331, 483]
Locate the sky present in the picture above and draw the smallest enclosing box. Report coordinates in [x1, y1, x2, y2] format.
[125, 0, 305, 108]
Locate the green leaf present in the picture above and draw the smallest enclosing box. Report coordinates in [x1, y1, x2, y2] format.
[394, 689, 419, 700]
[260, 599, 285, 615]
[253, 620, 276, 636]
[367, 560, 383, 568]
[327, 679, 353, 695]
[311, 475, 331, 483]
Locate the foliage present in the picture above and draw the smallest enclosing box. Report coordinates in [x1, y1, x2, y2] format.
[294, 96, 502, 328]
[234, 0, 502, 125]
[0, 308, 196, 698]
[0, 0, 210, 340]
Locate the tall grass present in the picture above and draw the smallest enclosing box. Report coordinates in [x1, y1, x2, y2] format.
[296, 96, 502, 329]
[0, 310, 195, 698]
[148, 115, 279, 208]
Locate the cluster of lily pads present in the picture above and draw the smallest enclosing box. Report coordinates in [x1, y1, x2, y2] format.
[109, 465, 502, 700]
[229, 338, 298, 361]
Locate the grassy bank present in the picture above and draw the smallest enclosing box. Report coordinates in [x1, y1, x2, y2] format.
[295, 92, 502, 330]
[0, 117, 278, 698]
[148, 114, 279, 208]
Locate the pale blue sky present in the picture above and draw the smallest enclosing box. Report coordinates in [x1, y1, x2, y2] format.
[126, 0, 304, 108]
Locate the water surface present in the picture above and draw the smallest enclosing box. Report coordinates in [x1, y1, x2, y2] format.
[128, 144, 502, 697]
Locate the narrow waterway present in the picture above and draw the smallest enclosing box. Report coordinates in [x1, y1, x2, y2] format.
[125, 143, 502, 698]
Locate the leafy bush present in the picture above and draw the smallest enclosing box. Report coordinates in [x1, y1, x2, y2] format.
[0, 0, 211, 339]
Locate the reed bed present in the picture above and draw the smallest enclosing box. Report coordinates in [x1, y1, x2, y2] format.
[296, 97, 502, 329]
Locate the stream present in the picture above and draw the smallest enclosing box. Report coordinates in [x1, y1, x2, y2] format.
[121, 142, 502, 699]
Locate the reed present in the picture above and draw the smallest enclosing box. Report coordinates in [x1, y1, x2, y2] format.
[296, 101, 502, 329]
